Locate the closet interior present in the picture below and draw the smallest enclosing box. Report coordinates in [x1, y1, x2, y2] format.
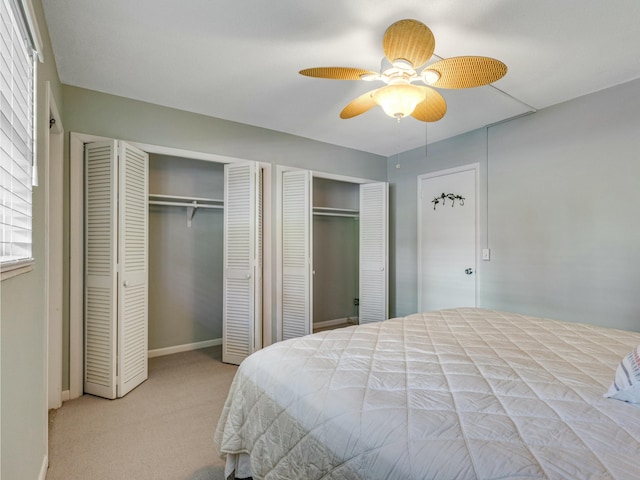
[148, 154, 224, 354]
[312, 177, 360, 332]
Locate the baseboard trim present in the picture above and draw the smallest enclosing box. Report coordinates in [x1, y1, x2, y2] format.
[38, 454, 48, 480]
[148, 338, 223, 358]
[314, 317, 358, 329]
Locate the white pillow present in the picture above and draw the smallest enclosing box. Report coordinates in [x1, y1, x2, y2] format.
[605, 345, 640, 404]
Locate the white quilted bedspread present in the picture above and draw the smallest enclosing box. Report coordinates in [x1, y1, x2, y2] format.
[214, 308, 640, 479]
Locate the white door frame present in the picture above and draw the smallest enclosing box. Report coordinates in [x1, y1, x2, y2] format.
[69, 132, 272, 400]
[417, 163, 480, 312]
[45, 82, 64, 409]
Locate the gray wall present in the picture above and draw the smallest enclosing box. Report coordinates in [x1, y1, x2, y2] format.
[389, 77, 640, 332]
[148, 155, 224, 349]
[1, 0, 64, 477]
[313, 216, 359, 323]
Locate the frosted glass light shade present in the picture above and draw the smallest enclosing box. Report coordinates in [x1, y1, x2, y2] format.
[373, 84, 425, 119]
[422, 69, 441, 85]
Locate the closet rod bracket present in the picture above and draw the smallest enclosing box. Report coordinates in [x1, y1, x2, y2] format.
[187, 201, 197, 228]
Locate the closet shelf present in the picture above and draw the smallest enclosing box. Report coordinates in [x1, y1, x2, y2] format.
[149, 193, 223, 204]
[313, 206, 359, 218]
[148, 193, 223, 227]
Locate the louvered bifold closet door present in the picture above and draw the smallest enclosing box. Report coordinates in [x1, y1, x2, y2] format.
[255, 168, 263, 348]
[84, 141, 118, 399]
[223, 161, 260, 365]
[117, 142, 149, 397]
[359, 182, 388, 323]
[281, 170, 311, 340]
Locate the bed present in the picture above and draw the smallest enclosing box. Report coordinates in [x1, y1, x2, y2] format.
[214, 308, 640, 479]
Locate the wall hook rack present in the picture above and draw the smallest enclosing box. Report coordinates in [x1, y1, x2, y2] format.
[432, 193, 465, 210]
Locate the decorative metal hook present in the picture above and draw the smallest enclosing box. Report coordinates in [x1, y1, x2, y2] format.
[431, 192, 465, 210]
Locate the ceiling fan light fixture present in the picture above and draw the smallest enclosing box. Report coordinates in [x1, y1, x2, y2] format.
[391, 58, 413, 70]
[299, 19, 506, 122]
[360, 73, 379, 81]
[373, 84, 425, 120]
[422, 69, 441, 85]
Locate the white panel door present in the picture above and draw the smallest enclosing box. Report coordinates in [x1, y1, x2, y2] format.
[84, 140, 118, 399]
[117, 142, 148, 397]
[419, 166, 477, 312]
[281, 170, 312, 340]
[359, 182, 388, 323]
[223, 161, 261, 365]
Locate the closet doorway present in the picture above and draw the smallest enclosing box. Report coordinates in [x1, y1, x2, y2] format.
[69, 133, 272, 399]
[276, 166, 388, 341]
[147, 155, 225, 358]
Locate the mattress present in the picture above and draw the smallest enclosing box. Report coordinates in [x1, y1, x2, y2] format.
[214, 308, 640, 479]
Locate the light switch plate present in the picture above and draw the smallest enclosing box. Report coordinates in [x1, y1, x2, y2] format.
[482, 248, 491, 261]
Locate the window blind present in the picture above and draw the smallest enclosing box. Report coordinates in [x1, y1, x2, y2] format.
[0, 0, 36, 266]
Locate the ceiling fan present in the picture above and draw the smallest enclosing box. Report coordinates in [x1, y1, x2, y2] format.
[299, 19, 507, 122]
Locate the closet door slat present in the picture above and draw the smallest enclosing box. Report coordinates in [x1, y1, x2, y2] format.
[359, 182, 388, 323]
[223, 161, 259, 365]
[84, 140, 118, 399]
[281, 170, 312, 340]
[117, 142, 149, 397]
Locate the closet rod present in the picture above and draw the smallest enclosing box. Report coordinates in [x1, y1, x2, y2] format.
[313, 212, 359, 218]
[148, 193, 223, 204]
[314, 207, 358, 214]
[148, 200, 223, 209]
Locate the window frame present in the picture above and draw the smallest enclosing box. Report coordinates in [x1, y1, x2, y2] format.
[1, 0, 43, 280]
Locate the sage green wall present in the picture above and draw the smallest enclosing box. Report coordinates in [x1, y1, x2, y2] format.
[0, 0, 64, 478]
[60, 85, 386, 388]
[61, 85, 387, 176]
[388, 78, 640, 332]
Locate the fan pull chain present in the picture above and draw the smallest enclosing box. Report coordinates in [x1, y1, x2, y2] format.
[425, 121, 428, 157]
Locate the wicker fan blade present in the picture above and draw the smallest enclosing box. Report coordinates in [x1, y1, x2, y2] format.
[299, 67, 378, 80]
[423, 56, 507, 89]
[382, 19, 435, 68]
[411, 87, 447, 122]
[340, 89, 379, 119]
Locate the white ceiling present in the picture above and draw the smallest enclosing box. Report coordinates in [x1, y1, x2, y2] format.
[42, 0, 640, 157]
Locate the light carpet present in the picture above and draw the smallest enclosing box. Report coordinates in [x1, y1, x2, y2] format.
[47, 346, 238, 480]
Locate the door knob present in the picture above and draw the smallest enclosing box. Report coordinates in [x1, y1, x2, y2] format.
[464, 268, 474, 275]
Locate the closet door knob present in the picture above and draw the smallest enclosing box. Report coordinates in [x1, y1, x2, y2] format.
[379, 267, 384, 272]
[123, 281, 129, 287]
[245, 273, 251, 279]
